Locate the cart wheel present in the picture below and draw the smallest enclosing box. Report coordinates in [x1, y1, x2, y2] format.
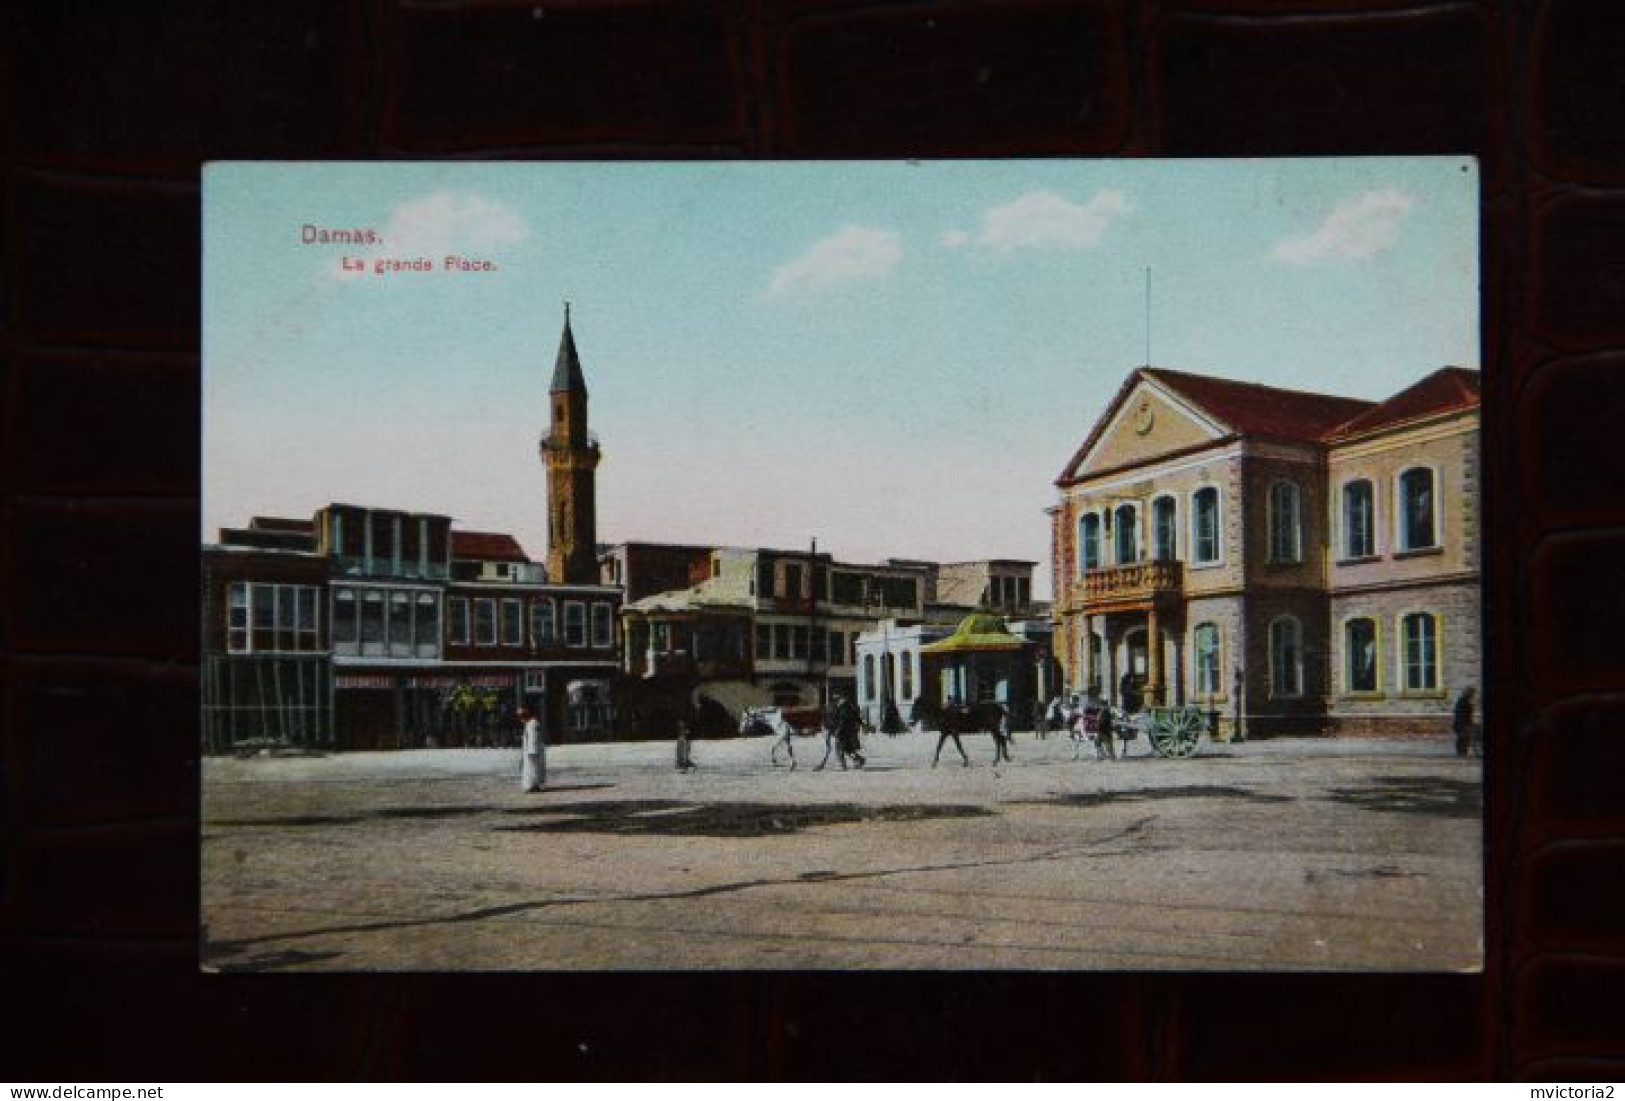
[1149, 708, 1204, 758]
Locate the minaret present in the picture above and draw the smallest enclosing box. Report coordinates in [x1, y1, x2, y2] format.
[541, 303, 601, 584]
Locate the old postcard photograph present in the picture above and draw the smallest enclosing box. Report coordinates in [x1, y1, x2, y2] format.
[201, 159, 1482, 971]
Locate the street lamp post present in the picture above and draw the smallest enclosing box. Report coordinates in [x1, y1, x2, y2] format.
[1233, 665, 1246, 742]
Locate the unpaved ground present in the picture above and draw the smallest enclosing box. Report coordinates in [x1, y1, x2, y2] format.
[201, 731, 1482, 972]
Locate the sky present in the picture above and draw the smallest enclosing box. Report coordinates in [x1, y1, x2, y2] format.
[203, 158, 1478, 598]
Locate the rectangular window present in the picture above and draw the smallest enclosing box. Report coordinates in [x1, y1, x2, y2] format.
[250, 584, 276, 652]
[564, 601, 586, 647]
[361, 590, 386, 656]
[1400, 469, 1438, 551]
[373, 513, 395, 574]
[1403, 613, 1439, 691]
[297, 586, 319, 650]
[877, 576, 918, 609]
[1269, 618, 1302, 698]
[415, 593, 439, 657]
[1269, 482, 1301, 563]
[388, 590, 412, 656]
[331, 586, 358, 653]
[756, 623, 771, 659]
[474, 598, 497, 646]
[1080, 513, 1102, 572]
[811, 628, 828, 663]
[831, 572, 864, 605]
[227, 582, 249, 653]
[447, 596, 469, 645]
[1194, 624, 1220, 696]
[1343, 480, 1375, 559]
[1347, 618, 1378, 693]
[828, 630, 844, 666]
[532, 600, 556, 646]
[501, 598, 523, 646]
[591, 603, 613, 648]
[773, 623, 790, 660]
[792, 625, 809, 659]
[1153, 498, 1178, 561]
[1193, 489, 1220, 564]
[783, 563, 803, 599]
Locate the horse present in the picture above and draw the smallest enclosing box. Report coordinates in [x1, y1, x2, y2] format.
[741, 706, 825, 770]
[1071, 703, 1147, 760]
[912, 699, 1012, 767]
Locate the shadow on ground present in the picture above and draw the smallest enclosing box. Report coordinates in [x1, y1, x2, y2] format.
[498, 801, 995, 837]
[1323, 777, 1481, 820]
[1014, 785, 1295, 809]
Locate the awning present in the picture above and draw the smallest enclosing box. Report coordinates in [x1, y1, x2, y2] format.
[919, 613, 1033, 655]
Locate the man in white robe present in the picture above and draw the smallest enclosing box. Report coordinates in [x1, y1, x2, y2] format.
[519, 708, 546, 792]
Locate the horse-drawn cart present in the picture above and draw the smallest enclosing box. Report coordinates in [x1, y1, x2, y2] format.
[1139, 705, 1209, 758]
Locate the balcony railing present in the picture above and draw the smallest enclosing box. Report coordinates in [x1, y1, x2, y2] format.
[1071, 560, 1183, 608]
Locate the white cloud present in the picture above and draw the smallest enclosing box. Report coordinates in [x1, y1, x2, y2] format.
[766, 225, 903, 298]
[327, 191, 530, 280]
[1272, 188, 1416, 265]
[956, 189, 1130, 254]
[384, 191, 529, 255]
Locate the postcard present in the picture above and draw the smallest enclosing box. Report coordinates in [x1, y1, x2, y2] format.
[202, 159, 1481, 971]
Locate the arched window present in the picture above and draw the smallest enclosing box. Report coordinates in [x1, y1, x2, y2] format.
[1269, 481, 1302, 563]
[1401, 612, 1439, 691]
[1193, 623, 1220, 696]
[1152, 496, 1178, 561]
[863, 654, 877, 701]
[1345, 617, 1378, 693]
[1269, 616, 1302, 698]
[1114, 504, 1138, 564]
[1342, 480, 1375, 559]
[1192, 487, 1220, 564]
[1078, 513, 1102, 572]
[1398, 468, 1437, 551]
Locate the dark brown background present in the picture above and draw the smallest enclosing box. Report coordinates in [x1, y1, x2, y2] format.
[3, 0, 1623, 1082]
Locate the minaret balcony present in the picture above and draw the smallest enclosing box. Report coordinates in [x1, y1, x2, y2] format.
[540, 430, 601, 454]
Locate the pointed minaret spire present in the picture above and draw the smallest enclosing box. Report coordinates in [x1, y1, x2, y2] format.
[551, 301, 587, 395]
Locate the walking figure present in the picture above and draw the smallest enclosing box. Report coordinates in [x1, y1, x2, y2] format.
[1453, 687, 1477, 758]
[675, 719, 698, 772]
[817, 694, 866, 771]
[519, 708, 546, 792]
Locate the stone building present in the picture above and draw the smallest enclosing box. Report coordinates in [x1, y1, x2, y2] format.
[200, 312, 624, 751]
[612, 542, 1046, 721]
[1050, 366, 1479, 737]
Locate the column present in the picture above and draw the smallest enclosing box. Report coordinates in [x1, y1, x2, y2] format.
[1080, 614, 1094, 695]
[1146, 606, 1165, 706]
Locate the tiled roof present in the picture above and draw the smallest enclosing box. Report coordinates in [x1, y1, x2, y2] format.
[451, 531, 529, 562]
[1325, 367, 1480, 440]
[1142, 368, 1375, 442]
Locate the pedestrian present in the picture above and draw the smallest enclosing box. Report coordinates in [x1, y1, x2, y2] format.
[518, 707, 546, 792]
[1096, 699, 1117, 761]
[819, 694, 865, 770]
[1044, 696, 1064, 740]
[1119, 671, 1141, 715]
[1452, 686, 1477, 757]
[675, 717, 698, 772]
